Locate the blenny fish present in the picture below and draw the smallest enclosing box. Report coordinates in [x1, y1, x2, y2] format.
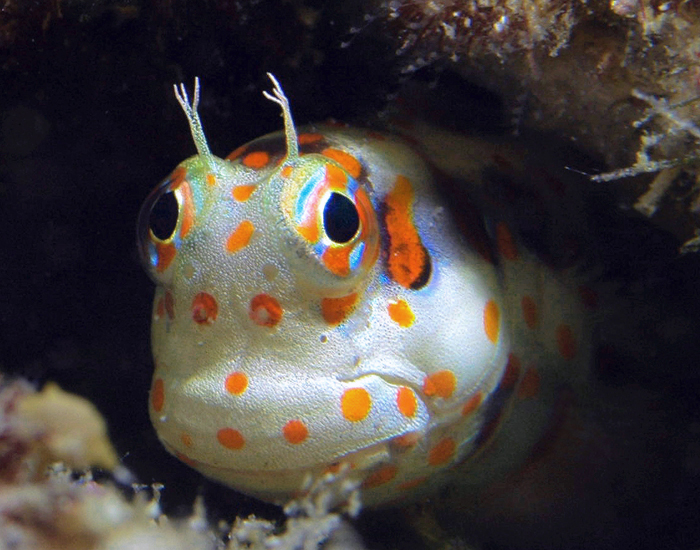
[137, 75, 601, 508]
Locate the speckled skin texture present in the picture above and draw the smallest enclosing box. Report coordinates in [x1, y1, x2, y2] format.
[138, 78, 600, 507]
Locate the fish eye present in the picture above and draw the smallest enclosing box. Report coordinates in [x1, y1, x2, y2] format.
[148, 190, 179, 241]
[323, 192, 359, 243]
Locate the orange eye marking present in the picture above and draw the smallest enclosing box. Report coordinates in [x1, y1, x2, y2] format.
[298, 133, 323, 145]
[423, 370, 456, 399]
[225, 372, 248, 395]
[521, 295, 538, 329]
[282, 420, 308, 444]
[181, 432, 193, 448]
[242, 150, 270, 169]
[556, 324, 577, 360]
[206, 173, 216, 186]
[484, 299, 500, 344]
[428, 437, 456, 466]
[517, 367, 541, 399]
[226, 220, 255, 253]
[226, 144, 248, 161]
[324, 162, 348, 190]
[321, 293, 358, 325]
[341, 387, 372, 422]
[232, 185, 256, 202]
[249, 294, 283, 327]
[383, 175, 431, 290]
[387, 299, 415, 327]
[321, 246, 351, 276]
[297, 222, 319, 244]
[217, 428, 245, 450]
[362, 465, 398, 489]
[396, 386, 417, 417]
[461, 391, 483, 417]
[496, 222, 518, 261]
[322, 148, 362, 179]
[155, 242, 177, 272]
[151, 378, 164, 412]
[192, 292, 218, 324]
[177, 181, 195, 239]
[281, 165, 293, 178]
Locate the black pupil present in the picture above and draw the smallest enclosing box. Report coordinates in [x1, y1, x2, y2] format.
[149, 190, 179, 241]
[323, 192, 360, 243]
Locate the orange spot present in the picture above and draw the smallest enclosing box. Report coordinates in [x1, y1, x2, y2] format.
[391, 432, 421, 449]
[423, 370, 456, 399]
[324, 163, 348, 190]
[298, 133, 323, 145]
[226, 144, 248, 161]
[518, 367, 541, 399]
[321, 246, 351, 276]
[226, 220, 255, 253]
[322, 148, 362, 179]
[362, 465, 398, 489]
[387, 299, 415, 327]
[281, 165, 293, 178]
[578, 285, 599, 309]
[217, 428, 245, 450]
[396, 386, 417, 417]
[151, 378, 164, 412]
[242, 150, 270, 169]
[297, 221, 319, 244]
[484, 299, 500, 344]
[156, 297, 164, 319]
[428, 437, 456, 466]
[155, 242, 176, 272]
[192, 292, 218, 324]
[496, 222, 518, 261]
[398, 476, 427, 491]
[232, 185, 256, 202]
[181, 432, 193, 448]
[175, 451, 197, 467]
[521, 295, 538, 329]
[321, 293, 357, 325]
[177, 180, 195, 238]
[341, 387, 371, 422]
[502, 354, 521, 388]
[383, 175, 431, 290]
[461, 392, 483, 416]
[206, 173, 216, 186]
[225, 372, 248, 395]
[283, 420, 308, 444]
[556, 324, 577, 360]
[249, 294, 283, 327]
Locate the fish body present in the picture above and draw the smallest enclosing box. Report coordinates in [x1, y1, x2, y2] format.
[138, 77, 598, 507]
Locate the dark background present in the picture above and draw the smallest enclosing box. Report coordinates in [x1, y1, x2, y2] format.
[1, 1, 699, 548]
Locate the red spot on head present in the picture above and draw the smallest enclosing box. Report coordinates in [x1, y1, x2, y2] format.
[282, 420, 308, 444]
[249, 294, 283, 327]
[192, 292, 218, 324]
[217, 428, 245, 450]
[242, 151, 270, 169]
[321, 293, 358, 325]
